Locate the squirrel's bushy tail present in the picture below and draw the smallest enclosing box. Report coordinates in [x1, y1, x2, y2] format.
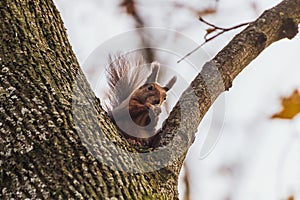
[106, 53, 150, 110]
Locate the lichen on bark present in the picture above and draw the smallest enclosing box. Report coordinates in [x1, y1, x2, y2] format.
[1, 0, 300, 199]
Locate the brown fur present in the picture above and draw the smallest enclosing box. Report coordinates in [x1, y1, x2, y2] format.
[106, 54, 176, 146]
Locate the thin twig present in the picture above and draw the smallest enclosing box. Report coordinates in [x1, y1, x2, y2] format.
[200, 17, 250, 31]
[177, 17, 251, 63]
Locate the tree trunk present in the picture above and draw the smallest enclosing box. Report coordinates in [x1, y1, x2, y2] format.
[0, 0, 299, 199]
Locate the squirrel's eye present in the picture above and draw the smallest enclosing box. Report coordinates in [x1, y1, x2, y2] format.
[147, 85, 153, 90]
[164, 97, 166, 100]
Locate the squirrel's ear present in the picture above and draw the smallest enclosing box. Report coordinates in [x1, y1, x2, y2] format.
[145, 62, 160, 83]
[163, 76, 177, 91]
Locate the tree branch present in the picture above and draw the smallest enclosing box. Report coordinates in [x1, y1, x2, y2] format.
[120, 0, 155, 62]
[156, 0, 300, 173]
[1, 0, 299, 198]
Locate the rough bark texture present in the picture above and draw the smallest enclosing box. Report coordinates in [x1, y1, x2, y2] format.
[0, 0, 299, 199]
[0, 0, 177, 199]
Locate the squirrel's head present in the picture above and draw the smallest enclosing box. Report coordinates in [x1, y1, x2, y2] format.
[131, 83, 167, 106]
[130, 62, 177, 107]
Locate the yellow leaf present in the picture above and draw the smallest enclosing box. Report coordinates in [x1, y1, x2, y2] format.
[271, 89, 300, 119]
[287, 195, 294, 200]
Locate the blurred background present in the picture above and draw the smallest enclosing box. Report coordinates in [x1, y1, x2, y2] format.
[53, 0, 300, 199]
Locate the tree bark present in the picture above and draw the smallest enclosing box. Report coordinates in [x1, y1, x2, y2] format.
[0, 0, 299, 199]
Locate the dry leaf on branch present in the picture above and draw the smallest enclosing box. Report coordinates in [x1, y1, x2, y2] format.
[271, 89, 300, 119]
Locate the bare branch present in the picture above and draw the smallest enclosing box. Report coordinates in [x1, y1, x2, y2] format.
[177, 18, 250, 63]
[172, 2, 217, 17]
[157, 0, 300, 171]
[120, 0, 155, 62]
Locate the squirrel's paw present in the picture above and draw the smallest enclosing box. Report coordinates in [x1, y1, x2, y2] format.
[149, 105, 162, 119]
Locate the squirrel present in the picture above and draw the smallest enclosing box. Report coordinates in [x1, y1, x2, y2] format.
[105, 54, 176, 146]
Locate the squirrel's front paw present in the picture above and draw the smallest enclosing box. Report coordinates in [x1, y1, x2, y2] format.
[147, 106, 161, 127]
[152, 106, 162, 115]
[149, 105, 161, 118]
